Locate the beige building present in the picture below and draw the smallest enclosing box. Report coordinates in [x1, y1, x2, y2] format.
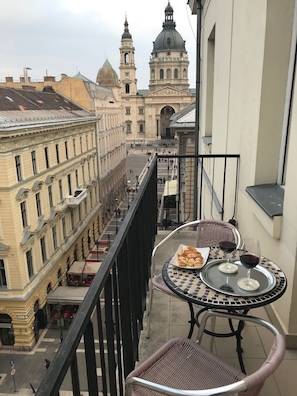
[188, 0, 297, 346]
[0, 87, 101, 349]
[120, 2, 195, 142]
[0, 70, 127, 228]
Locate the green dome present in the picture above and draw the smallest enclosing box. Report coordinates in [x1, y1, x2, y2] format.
[96, 59, 119, 87]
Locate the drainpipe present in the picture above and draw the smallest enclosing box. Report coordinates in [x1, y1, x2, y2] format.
[193, 1, 202, 220]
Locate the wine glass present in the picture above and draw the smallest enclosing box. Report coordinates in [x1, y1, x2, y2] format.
[237, 238, 260, 291]
[219, 240, 238, 273]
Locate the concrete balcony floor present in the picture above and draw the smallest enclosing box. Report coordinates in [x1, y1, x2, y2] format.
[139, 231, 297, 396]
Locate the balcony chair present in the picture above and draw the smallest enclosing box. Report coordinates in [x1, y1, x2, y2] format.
[126, 310, 286, 396]
[146, 219, 242, 338]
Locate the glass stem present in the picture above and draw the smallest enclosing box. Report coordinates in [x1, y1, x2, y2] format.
[247, 268, 251, 279]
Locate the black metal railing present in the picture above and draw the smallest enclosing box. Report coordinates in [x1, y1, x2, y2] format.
[36, 153, 239, 395]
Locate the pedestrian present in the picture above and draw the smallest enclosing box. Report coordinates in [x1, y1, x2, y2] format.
[45, 359, 50, 369]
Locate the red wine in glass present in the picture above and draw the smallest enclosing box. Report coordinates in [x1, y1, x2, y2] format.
[220, 240, 237, 254]
[219, 241, 237, 271]
[240, 253, 259, 269]
[238, 239, 261, 290]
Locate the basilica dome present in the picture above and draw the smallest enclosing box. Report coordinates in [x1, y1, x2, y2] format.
[96, 59, 119, 87]
[152, 1, 186, 54]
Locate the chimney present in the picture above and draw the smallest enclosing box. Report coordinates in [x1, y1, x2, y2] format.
[44, 76, 56, 82]
[5, 77, 13, 82]
[22, 85, 36, 91]
[61, 73, 68, 80]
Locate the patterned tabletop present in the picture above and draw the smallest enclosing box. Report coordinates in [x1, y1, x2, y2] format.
[162, 247, 287, 309]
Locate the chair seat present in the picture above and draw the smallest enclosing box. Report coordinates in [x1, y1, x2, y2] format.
[152, 274, 177, 296]
[128, 337, 246, 395]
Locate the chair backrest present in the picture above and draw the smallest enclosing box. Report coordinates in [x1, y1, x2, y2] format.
[196, 219, 242, 249]
[243, 333, 286, 395]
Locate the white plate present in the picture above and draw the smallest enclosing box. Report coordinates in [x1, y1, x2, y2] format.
[170, 244, 210, 269]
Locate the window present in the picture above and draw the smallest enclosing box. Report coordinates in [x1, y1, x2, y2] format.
[81, 237, 85, 259]
[20, 201, 28, 228]
[48, 185, 53, 208]
[82, 165, 85, 183]
[160, 69, 164, 79]
[166, 68, 171, 79]
[58, 179, 63, 200]
[65, 141, 68, 160]
[73, 139, 76, 156]
[88, 162, 91, 179]
[126, 123, 131, 133]
[55, 144, 60, 164]
[40, 237, 47, 263]
[26, 249, 34, 278]
[70, 209, 75, 229]
[52, 226, 58, 250]
[124, 52, 130, 63]
[174, 68, 178, 79]
[44, 147, 49, 169]
[92, 158, 96, 176]
[138, 108, 144, 115]
[125, 84, 130, 94]
[15, 155, 22, 181]
[36, 192, 42, 217]
[80, 137, 83, 153]
[90, 189, 93, 208]
[31, 151, 37, 174]
[0, 260, 7, 288]
[139, 123, 144, 133]
[62, 217, 67, 240]
[75, 169, 79, 187]
[67, 174, 72, 195]
[125, 107, 131, 115]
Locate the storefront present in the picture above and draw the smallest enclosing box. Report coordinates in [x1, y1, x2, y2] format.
[47, 286, 89, 328]
[67, 261, 102, 286]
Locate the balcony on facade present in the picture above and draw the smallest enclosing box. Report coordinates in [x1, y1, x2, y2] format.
[65, 189, 87, 206]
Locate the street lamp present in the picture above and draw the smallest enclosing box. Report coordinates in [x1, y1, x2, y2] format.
[95, 240, 100, 261]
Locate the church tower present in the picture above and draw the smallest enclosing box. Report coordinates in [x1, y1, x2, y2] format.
[119, 17, 138, 95]
[149, 2, 190, 92]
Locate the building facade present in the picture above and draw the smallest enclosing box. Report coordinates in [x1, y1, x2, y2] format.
[188, 0, 297, 346]
[120, 2, 195, 142]
[0, 72, 127, 227]
[0, 88, 100, 349]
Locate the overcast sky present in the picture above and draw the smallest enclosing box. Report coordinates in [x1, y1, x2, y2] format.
[0, 0, 197, 89]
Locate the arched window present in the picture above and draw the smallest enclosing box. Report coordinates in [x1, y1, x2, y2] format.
[174, 68, 178, 79]
[160, 69, 164, 79]
[47, 283, 52, 294]
[124, 53, 130, 64]
[125, 84, 130, 94]
[166, 69, 171, 79]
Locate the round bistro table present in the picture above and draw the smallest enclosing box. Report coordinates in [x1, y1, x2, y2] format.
[162, 247, 287, 373]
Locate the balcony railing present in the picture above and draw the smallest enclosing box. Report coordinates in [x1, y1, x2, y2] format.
[36, 153, 239, 396]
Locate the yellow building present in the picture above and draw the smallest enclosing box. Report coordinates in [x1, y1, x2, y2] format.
[0, 71, 127, 223]
[0, 87, 100, 349]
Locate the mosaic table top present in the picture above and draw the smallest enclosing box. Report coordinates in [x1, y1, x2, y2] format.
[162, 247, 287, 309]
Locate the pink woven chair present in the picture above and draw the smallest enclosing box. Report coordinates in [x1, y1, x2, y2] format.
[127, 310, 286, 396]
[146, 219, 242, 338]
